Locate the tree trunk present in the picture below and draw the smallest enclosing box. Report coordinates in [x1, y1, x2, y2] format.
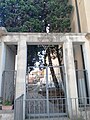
[47, 48, 59, 89]
[56, 45, 64, 82]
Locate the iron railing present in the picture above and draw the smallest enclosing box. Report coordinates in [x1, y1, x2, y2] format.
[26, 66, 66, 118]
[25, 97, 67, 119]
[25, 67, 90, 119]
[26, 66, 66, 98]
[76, 70, 89, 104]
[14, 94, 24, 120]
[25, 97, 90, 120]
[69, 97, 90, 120]
[2, 70, 17, 104]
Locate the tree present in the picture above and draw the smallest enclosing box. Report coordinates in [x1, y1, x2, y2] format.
[0, 0, 73, 92]
[44, 45, 64, 95]
[0, 0, 73, 32]
[0, 0, 42, 32]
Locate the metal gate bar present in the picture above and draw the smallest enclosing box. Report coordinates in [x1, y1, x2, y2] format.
[25, 66, 66, 119]
[25, 97, 90, 120]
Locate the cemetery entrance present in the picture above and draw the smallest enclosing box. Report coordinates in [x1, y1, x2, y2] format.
[26, 65, 67, 119]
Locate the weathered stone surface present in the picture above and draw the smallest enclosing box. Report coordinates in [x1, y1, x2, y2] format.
[0, 27, 7, 37]
[0, 110, 14, 120]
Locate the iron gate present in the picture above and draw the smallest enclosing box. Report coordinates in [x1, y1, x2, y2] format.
[25, 66, 67, 119]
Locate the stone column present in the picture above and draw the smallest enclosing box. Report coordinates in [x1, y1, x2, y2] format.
[83, 37, 90, 97]
[16, 39, 27, 98]
[15, 38, 27, 120]
[0, 42, 6, 98]
[63, 38, 78, 118]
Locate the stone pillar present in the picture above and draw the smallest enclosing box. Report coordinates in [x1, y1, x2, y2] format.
[15, 39, 27, 98]
[16, 39, 27, 98]
[82, 38, 90, 97]
[63, 38, 78, 118]
[0, 42, 6, 98]
[15, 38, 27, 120]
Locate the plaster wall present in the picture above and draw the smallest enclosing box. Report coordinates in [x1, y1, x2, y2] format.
[83, 0, 90, 32]
[77, 0, 88, 32]
[71, 0, 90, 32]
[71, 0, 79, 32]
[5, 45, 15, 70]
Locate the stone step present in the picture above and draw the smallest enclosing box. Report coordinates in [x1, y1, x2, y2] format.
[25, 117, 69, 120]
[0, 110, 14, 120]
[0, 110, 14, 114]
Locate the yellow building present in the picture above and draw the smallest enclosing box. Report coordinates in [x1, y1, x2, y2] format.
[71, 0, 90, 32]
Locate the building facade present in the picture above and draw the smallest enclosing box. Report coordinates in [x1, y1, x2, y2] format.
[71, 0, 90, 32]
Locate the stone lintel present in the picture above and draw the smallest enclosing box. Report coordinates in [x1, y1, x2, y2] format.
[0, 33, 86, 44]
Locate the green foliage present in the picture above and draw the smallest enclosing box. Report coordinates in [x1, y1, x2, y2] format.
[0, 0, 73, 32]
[3, 100, 12, 106]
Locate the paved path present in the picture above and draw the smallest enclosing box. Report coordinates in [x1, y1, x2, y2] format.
[0, 110, 14, 120]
